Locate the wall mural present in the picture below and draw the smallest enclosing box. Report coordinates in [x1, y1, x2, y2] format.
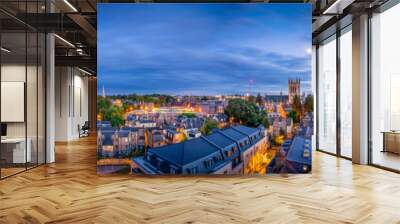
[97, 3, 313, 175]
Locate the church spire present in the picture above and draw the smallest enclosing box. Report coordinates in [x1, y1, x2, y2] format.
[102, 84, 106, 98]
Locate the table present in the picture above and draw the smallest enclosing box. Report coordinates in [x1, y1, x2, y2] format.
[1, 138, 31, 164]
[381, 131, 400, 154]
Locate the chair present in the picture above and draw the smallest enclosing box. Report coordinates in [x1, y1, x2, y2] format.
[79, 121, 90, 138]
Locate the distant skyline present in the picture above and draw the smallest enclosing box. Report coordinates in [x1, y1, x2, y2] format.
[98, 3, 311, 96]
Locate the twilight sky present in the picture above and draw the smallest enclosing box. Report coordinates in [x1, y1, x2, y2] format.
[98, 3, 311, 96]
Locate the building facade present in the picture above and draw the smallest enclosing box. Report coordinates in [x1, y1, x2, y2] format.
[132, 125, 267, 175]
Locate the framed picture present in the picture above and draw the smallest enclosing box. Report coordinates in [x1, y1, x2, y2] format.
[97, 3, 313, 175]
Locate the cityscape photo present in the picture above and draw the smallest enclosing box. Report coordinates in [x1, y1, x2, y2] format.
[97, 3, 313, 175]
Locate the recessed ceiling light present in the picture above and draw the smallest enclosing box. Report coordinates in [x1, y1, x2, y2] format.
[54, 34, 75, 48]
[78, 67, 93, 76]
[63, 0, 78, 12]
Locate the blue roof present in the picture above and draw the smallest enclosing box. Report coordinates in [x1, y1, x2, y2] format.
[220, 128, 247, 141]
[133, 157, 162, 175]
[232, 125, 260, 136]
[118, 130, 130, 137]
[286, 137, 311, 165]
[102, 132, 114, 146]
[204, 132, 235, 149]
[148, 136, 220, 166]
[99, 126, 116, 132]
[121, 127, 138, 132]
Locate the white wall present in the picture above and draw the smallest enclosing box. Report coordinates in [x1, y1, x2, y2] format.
[1, 63, 46, 164]
[55, 67, 89, 141]
[1, 65, 26, 138]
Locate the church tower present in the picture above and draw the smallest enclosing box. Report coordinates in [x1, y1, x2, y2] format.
[288, 78, 300, 104]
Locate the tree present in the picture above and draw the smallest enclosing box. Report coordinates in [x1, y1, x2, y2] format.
[97, 97, 111, 119]
[179, 112, 197, 118]
[248, 95, 256, 104]
[104, 105, 125, 128]
[304, 94, 314, 113]
[256, 93, 263, 106]
[292, 95, 302, 120]
[224, 99, 269, 128]
[261, 114, 270, 129]
[288, 110, 299, 123]
[200, 118, 219, 135]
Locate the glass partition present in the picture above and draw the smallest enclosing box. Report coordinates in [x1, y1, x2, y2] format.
[1, 30, 28, 177]
[317, 35, 337, 154]
[370, 3, 400, 171]
[0, 1, 46, 179]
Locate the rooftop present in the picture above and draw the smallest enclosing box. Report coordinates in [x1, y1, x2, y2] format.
[286, 137, 312, 165]
[148, 136, 220, 166]
[148, 125, 263, 167]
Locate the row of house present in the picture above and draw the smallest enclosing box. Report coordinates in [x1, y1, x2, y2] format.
[267, 136, 312, 173]
[132, 125, 267, 175]
[97, 121, 164, 158]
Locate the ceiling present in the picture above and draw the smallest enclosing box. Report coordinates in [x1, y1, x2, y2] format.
[1, 0, 393, 74]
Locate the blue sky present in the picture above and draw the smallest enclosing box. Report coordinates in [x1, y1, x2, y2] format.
[98, 3, 311, 96]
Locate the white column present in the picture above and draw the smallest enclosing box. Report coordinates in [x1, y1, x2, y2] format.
[46, 32, 55, 163]
[352, 14, 369, 164]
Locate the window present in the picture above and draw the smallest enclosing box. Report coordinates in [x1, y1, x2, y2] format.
[187, 167, 197, 174]
[339, 27, 352, 158]
[203, 159, 213, 168]
[370, 3, 400, 171]
[317, 35, 337, 154]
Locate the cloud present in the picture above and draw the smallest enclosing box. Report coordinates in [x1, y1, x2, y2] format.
[98, 4, 311, 95]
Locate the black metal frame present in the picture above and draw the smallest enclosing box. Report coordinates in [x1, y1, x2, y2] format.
[315, 22, 353, 162]
[336, 23, 341, 158]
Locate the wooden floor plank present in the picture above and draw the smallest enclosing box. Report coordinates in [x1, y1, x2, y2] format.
[0, 136, 399, 224]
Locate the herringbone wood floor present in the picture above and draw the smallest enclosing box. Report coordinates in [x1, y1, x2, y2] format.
[1, 137, 400, 224]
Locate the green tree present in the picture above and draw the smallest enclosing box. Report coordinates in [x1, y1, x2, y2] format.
[97, 96, 111, 117]
[304, 94, 314, 113]
[224, 99, 269, 128]
[180, 112, 197, 118]
[248, 95, 256, 104]
[104, 105, 125, 128]
[261, 113, 270, 129]
[165, 95, 175, 105]
[200, 118, 219, 135]
[288, 110, 299, 124]
[292, 95, 302, 120]
[256, 93, 263, 106]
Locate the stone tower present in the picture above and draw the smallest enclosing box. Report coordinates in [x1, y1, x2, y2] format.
[288, 78, 300, 104]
